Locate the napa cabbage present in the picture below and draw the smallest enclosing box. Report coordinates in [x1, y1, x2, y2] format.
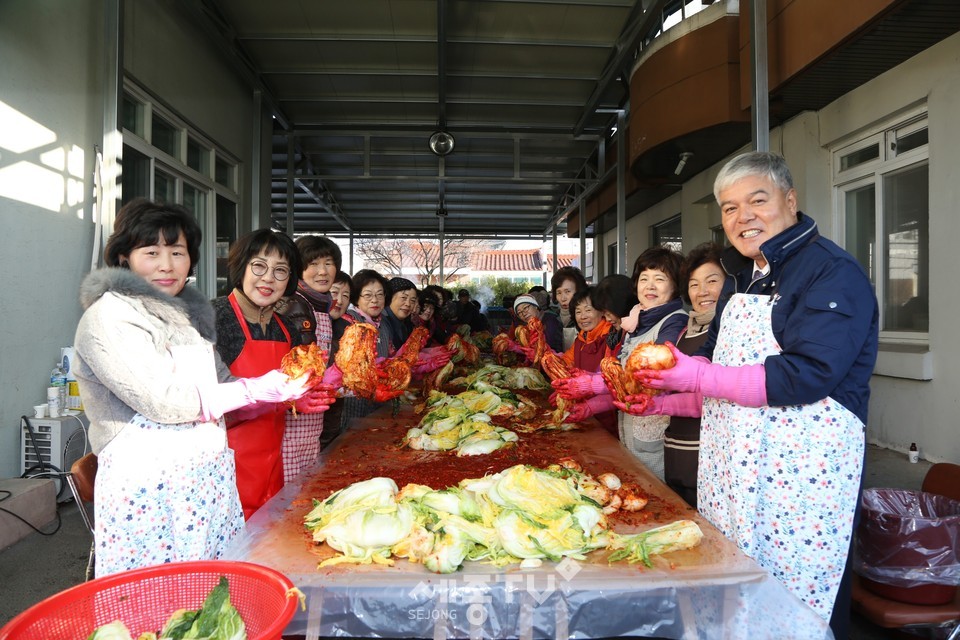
[607, 520, 704, 568]
[494, 510, 590, 561]
[461, 391, 502, 413]
[87, 622, 136, 640]
[487, 465, 581, 518]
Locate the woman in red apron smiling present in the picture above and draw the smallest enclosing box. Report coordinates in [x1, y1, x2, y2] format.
[214, 229, 307, 519]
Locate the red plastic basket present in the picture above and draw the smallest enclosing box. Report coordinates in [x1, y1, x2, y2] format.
[0, 560, 298, 640]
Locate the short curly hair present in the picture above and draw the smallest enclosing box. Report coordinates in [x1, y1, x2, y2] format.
[105, 198, 202, 271]
[550, 266, 587, 303]
[680, 242, 725, 304]
[227, 229, 301, 297]
[592, 274, 637, 319]
[630, 246, 683, 301]
[350, 269, 390, 305]
[295, 235, 342, 272]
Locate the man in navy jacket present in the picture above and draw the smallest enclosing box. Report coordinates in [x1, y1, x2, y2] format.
[632, 152, 878, 635]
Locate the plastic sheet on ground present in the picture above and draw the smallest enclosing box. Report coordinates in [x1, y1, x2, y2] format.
[854, 487, 960, 588]
[222, 402, 832, 639]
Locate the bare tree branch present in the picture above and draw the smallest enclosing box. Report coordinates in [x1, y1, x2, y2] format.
[355, 237, 504, 285]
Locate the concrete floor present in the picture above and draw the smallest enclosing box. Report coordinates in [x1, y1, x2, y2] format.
[0, 444, 939, 637]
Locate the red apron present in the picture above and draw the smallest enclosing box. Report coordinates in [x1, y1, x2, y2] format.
[225, 292, 291, 520]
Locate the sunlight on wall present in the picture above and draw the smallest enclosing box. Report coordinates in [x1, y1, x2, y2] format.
[0, 100, 56, 153]
[0, 162, 64, 212]
[0, 99, 85, 215]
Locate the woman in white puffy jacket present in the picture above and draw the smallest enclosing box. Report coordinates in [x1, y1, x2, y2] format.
[74, 198, 308, 576]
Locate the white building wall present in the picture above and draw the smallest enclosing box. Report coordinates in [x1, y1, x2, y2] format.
[610, 31, 960, 464]
[816, 31, 960, 464]
[0, 0, 105, 478]
[598, 191, 684, 276]
[124, 0, 259, 230]
[0, 1, 261, 479]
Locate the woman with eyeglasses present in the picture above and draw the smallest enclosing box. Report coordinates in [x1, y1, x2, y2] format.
[213, 229, 333, 519]
[332, 269, 393, 430]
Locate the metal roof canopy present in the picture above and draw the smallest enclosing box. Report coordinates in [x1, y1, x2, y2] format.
[181, 0, 667, 238]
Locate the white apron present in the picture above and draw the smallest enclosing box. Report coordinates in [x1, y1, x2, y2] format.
[699, 293, 864, 620]
[617, 310, 686, 479]
[94, 344, 244, 576]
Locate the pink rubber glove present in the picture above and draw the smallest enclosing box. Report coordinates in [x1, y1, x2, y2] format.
[635, 343, 767, 407]
[552, 372, 606, 400]
[420, 346, 452, 362]
[293, 384, 337, 414]
[505, 339, 526, 355]
[614, 391, 702, 417]
[411, 361, 432, 376]
[322, 364, 344, 389]
[226, 401, 274, 422]
[426, 349, 452, 368]
[199, 370, 309, 421]
[411, 352, 448, 375]
[566, 394, 615, 422]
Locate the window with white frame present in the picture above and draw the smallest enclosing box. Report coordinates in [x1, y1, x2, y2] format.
[834, 111, 929, 341]
[120, 84, 240, 297]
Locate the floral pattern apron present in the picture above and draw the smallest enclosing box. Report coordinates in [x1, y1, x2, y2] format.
[95, 343, 243, 576]
[699, 293, 864, 620]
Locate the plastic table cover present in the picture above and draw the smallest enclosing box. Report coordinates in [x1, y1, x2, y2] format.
[222, 404, 833, 639]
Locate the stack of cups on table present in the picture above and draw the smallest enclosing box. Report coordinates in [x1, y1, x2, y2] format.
[46, 386, 60, 418]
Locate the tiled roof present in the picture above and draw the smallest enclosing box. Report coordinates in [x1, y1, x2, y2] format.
[545, 254, 578, 269]
[472, 249, 543, 272]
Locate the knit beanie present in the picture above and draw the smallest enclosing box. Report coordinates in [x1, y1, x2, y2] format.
[388, 277, 417, 296]
[513, 294, 540, 312]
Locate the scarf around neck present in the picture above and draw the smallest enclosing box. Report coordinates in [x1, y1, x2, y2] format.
[686, 308, 716, 336]
[349, 306, 382, 327]
[620, 298, 683, 334]
[296, 280, 331, 313]
[577, 317, 612, 345]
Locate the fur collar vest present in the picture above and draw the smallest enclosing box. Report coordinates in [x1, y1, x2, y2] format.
[79, 267, 217, 341]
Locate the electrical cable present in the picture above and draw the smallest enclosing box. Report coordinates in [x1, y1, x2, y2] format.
[19, 414, 83, 501]
[9, 414, 85, 536]
[0, 489, 63, 536]
[61, 411, 90, 456]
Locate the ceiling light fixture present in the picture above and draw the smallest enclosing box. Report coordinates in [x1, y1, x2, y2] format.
[429, 130, 455, 156]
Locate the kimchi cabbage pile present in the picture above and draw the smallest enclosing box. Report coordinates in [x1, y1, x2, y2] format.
[304, 463, 702, 574]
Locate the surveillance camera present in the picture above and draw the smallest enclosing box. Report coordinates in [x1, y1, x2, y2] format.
[674, 152, 694, 176]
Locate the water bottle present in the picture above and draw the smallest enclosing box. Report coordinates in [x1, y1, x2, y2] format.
[51, 362, 67, 413]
